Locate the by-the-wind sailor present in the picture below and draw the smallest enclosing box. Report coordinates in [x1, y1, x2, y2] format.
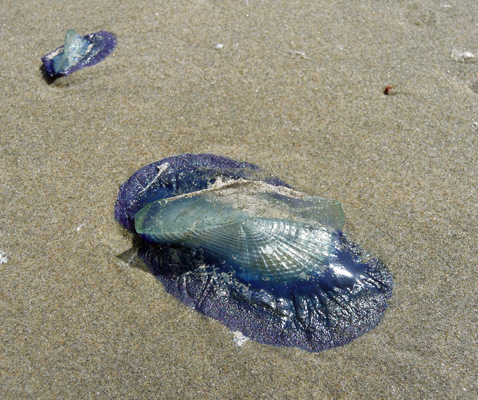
[115, 154, 393, 352]
[41, 29, 116, 78]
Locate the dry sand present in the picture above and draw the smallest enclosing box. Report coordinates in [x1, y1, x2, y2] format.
[1, 0, 477, 398]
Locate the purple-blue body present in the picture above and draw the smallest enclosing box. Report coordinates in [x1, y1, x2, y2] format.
[41, 30, 116, 78]
[115, 154, 393, 352]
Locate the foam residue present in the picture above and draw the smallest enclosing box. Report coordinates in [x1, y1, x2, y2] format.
[451, 49, 475, 62]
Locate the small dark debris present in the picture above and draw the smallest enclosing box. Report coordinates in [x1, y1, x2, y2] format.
[384, 86, 395, 95]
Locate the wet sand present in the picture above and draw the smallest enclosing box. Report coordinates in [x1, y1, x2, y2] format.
[1, 1, 476, 398]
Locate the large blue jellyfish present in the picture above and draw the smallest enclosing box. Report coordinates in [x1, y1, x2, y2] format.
[115, 154, 393, 352]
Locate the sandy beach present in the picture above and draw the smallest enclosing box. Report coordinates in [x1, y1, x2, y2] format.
[1, 0, 476, 398]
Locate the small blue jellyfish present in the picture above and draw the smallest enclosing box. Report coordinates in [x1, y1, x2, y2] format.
[41, 29, 116, 78]
[115, 154, 393, 352]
